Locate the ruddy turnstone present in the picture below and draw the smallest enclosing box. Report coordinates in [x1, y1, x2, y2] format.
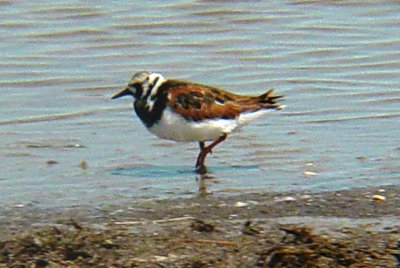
[112, 71, 283, 174]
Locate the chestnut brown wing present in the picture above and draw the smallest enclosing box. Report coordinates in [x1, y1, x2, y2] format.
[165, 81, 243, 122]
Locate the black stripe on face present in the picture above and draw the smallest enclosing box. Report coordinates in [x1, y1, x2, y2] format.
[142, 76, 160, 100]
[152, 76, 160, 89]
[134, 83, 168, 128]
[149, 77, 160, 101]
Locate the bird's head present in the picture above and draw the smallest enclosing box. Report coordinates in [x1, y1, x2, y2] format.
[111, 71, 165, 100]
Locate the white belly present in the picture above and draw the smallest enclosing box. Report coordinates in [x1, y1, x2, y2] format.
[147, 108, 272, 142]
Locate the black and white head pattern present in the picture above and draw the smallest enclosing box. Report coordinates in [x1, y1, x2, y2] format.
[128, 72, 164, 99]
[130, 72, 168, 127]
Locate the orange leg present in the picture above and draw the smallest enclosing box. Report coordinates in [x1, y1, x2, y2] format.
[195, 134, 227, 174]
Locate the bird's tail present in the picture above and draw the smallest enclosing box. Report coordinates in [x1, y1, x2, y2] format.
[257, 89, 284, 110]
[237, 89, 284, 111]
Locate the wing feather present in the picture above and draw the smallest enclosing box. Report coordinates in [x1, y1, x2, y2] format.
[162, 79, 283, 121]
[165, 80, 241, 121]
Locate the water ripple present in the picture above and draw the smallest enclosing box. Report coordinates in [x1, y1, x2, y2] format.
[1, 0, 400, 207]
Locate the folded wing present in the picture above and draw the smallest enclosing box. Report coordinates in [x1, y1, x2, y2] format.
[164, 79, 283, 122]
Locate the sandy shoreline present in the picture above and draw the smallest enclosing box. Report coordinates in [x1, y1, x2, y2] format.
[1, 185, 399, 266]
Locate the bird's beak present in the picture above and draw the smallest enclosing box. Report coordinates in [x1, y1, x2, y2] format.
[111, 87, 131, 99]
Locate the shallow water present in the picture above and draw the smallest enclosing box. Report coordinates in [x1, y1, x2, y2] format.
[1, 1, 399, 208]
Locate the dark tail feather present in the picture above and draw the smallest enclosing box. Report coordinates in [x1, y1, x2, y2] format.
[258, 89, 284, 110]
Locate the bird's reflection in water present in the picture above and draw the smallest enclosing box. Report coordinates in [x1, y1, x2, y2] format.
[196, 173, 216, 197]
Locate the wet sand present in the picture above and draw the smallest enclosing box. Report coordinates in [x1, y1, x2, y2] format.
[1, 185, 399, 267]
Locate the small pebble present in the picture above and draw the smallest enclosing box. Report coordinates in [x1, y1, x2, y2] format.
[275, 196, 296, 202]
[132, 257, 147, 263]
[235, 201, 248, 207]
[153, 256, 168, 262]
[282, 196, 296, 202]
[191, 219, 215, 233]
[102, 239, 115, 249]
[46, 160, 58, 165]
[79, 160, 88, 170]
[356, 156, 367, 161]
[73, 144, 85, 148]
[304, 171, 317, 176]
[372, 194, 386, 202]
